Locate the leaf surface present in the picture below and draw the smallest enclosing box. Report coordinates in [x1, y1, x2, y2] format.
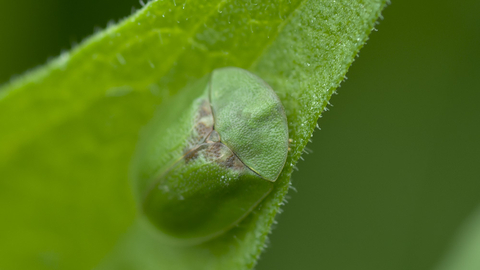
[436, 206, 480, 270]
[0, 0, 386, 269]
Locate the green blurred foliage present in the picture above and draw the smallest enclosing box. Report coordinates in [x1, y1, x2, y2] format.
[436, 206, 480, 270]
[0, 0, 479, 270]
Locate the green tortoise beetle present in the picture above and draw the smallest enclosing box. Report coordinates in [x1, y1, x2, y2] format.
[131, 67, 289, 244]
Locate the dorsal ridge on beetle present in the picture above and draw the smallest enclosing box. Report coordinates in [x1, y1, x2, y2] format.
[133, 67, 289, 244]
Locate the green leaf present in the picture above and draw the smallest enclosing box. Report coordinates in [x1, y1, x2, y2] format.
[436, 206, 480, 270]
[0, 0, 386, 269]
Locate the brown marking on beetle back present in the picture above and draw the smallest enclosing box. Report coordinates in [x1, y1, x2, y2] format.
[197, 99, 212, 118]
[192, 99, 214, 143]
[183, 148, 199, 164]
[183, 99, 215, 157]
[181, 99, 248, 173]
[221, 154, 245, 171]
[204, 143, 223, 161]
[205, 143, 246, 172]
[194, 122, 209, 140]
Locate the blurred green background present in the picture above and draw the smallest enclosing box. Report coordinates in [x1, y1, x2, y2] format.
[1, 1, 479, 270]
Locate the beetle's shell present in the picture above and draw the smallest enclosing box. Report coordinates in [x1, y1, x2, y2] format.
[210, 68, 289, 181]
[132, 67, 288, 244]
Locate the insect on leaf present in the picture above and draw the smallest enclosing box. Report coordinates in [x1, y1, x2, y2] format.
[0, 0, 387, 269]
